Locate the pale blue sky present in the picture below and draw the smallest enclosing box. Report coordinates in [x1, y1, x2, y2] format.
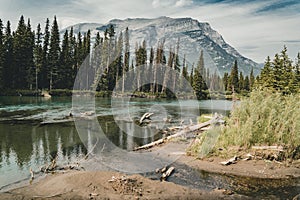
[0, 0, 299, 63]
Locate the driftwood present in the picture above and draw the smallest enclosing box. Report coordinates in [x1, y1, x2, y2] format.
[161, 166, 175, 181]
[220, 156, 238, 166]
[134, 114, 224, 151]
[139, 112, 154, 124]
[252, 146, 284, 151]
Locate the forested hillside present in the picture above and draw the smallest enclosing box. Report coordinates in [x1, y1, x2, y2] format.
[0, 16, 299, 98]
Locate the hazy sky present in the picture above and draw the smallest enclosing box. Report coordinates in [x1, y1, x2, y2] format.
[0, 0, 299, 63]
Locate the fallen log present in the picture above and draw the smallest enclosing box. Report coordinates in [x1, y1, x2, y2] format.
[139, 112, 154, 124]
[134, 114, 224, 151]
[252, 146, 284, 151]
[134, 138, 166, 151]
[220, 156, 238, 166]
[161, 166, 175, 181]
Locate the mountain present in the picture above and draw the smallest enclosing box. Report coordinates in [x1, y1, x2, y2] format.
[61, 17, 261, 75]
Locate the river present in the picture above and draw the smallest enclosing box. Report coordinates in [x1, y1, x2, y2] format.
[0, 96, 299, 199]
[0, 96, 231, 189]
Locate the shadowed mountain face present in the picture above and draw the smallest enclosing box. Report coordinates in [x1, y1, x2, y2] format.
[61, 16, 262, 76]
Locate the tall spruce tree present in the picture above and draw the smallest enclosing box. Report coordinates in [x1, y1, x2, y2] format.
[34, 23, 43, 91]
[25, 19, 35, 90]
[223, 72, 229, 91]
[41, 18, 50, 89]
[13, 16, 29, 89]
[48, 16, 60, 90]
[3, 21, 13, 89]
[122, 27, 130, 93]
[57, 30, 70, 89]
[0, 19, 4, 90]
[249, 67, 255, 90]
[229, 60, 239, 92]
[294, 53, 300, 91]
[259, 56, 272, 88]
[69, 27, 76, 88]
[239, 71, 244, 91]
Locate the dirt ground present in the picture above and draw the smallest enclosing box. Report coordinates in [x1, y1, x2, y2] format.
[1, 141, 299, 200]
[178, 155, 300, 179]
[0, 171, 248, 200]
[1, 155, 299, 200]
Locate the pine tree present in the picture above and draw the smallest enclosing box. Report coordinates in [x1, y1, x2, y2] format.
[3, 21, 13, 89]
[48, 16, 60, 90]
[41, 18, 50, 89]
[180, 54, 188, 91]
[161, 46, 173, 94]
[0, 19, 4, 90]
[149, 47, 155, 93]
[172, 38, 180, 92]
[193, 65, 206, 99]
[69, 27, 76, 88]
[114, 31, 123, 91]
[244, 75, 250, 91]
[280, 46, 294, 93]
[33, 23, 43, 91]
[249, 67, 255, 90]
[189, 65, 194, 87]
[294, 53, 300, 91]
[258, 56, 272, 88]
[229, 60, 239, 92]
[57, 30, 70, 89]
[257, 46, 297, 94]
[272, 53, 284, 91]
[223, 72, 229, 91]
[122, 27, 130, 93]
[239, 71, 244, 91]
[13, 16, 29, 89]
[25, 19, 35, 90]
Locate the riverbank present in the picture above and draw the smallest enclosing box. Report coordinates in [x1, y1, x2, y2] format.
[0, 171, 248, 200]
[0, 89, 241, 100]
[1, 147, 299, 200]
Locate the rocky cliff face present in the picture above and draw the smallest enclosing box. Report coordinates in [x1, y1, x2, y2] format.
[62, 17, 261, 75]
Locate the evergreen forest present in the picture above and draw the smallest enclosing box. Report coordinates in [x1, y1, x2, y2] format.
[0, 16, 299, 98]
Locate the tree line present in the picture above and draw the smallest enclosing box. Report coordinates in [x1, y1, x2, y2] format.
[256, 46, 300, 94]
[0, 16, 91, 92]
[1, 16, 297, 99]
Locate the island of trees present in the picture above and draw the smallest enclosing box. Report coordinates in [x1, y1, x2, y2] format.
[0, 16, 299, 99]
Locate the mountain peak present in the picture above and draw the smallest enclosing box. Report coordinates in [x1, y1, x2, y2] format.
[61, 17, 261, 75]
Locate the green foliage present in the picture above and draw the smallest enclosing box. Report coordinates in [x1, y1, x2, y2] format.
[216, 89, 300, 158]
[0, 19, 4, 90]
[197, 114, 212, 123]
[257, 46, 299, 94]
[192, 50, 208, 100]
[187, 127, 221, 158]
[228, 60, 239, 92]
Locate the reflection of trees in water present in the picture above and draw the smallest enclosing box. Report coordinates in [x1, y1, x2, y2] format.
[0, 123, 85, 168]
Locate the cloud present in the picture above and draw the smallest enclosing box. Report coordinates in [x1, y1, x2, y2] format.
[175, 0, 193, 7]
[0, 0, 299, 62]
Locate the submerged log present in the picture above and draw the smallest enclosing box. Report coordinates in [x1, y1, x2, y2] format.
[139, 112, 154, 124]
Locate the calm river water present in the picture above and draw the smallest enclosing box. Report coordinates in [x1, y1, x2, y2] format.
[0, 96, 232, 189]
[1, 96, 299, 199]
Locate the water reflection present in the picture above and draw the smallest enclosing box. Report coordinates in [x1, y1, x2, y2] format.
[0, 122, 86, 189]
[0, 96, 233, 189]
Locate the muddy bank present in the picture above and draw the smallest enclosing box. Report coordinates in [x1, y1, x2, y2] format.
[0, 171, 247, 200]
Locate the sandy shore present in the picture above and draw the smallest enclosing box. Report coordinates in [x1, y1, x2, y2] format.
[0, 171, 250, 200]
[0, 140, 299, 200]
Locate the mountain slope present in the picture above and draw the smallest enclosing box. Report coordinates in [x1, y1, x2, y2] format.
[62, 17, 261, 75]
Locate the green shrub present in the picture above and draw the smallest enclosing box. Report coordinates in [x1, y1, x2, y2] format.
[216, 89, 300, 158]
